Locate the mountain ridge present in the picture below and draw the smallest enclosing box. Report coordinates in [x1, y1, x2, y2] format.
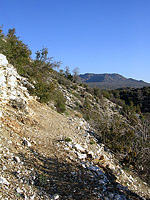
[80, 73, 150, 89]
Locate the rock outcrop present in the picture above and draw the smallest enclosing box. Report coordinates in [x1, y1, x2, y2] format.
[0, 53, 33, 110]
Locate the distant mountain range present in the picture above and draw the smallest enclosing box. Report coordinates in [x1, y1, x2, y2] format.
[79, 73, 150, 89]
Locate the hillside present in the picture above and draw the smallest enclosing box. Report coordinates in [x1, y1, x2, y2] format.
[109, 87, 150, 113]
[0, 29, 150, 199]
[0, 54, 150, 200]
[80, 73, 150, 89]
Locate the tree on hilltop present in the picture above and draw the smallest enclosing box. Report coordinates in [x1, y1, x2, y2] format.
[6, 28, 32, 68]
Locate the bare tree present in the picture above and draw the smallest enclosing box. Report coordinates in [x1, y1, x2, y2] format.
[72, 67, 80, 83]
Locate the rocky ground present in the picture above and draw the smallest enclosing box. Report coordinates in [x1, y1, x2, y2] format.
[0, 54, 150, 199]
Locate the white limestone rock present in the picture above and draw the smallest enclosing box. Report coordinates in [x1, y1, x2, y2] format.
[52, 194, 60, 200]
[76, 152, 87, 160]
[0, 54, 8, 67]
[23, 139, 32, 147]
[0, 111, 2, 118]
[73, 143, 85, 153]
[16, 187, 24, 194]
[0, 177, 9, 185]
[14, 156, 21, 163]
[2, 165, 7, 171]
[0, 54, 33, 108]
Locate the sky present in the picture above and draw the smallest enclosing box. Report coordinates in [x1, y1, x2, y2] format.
[0, 0, 150, 82]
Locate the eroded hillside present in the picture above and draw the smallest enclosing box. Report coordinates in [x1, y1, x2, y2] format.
[0, 54, 150, 200]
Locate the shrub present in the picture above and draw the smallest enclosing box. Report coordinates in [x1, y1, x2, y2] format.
[90, 139, 95, 145]
[36, 174, 48, 187]
[58, 76, 71, 88]
[30, 81, 55, 103]
[72, 84, 78, 90]
[55, 100, 66, 113]
[6, 28, 31, 69]
[55, 91, 66, 113]
[64, 137, 72, 142]
[102, 90, 112, 99]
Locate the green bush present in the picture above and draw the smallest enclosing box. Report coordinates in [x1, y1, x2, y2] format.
[1, 28, 31, 70]
[55, 91, 66, 113]
[37, 174, 48, 187]
[58, 76, 71, 88]
[89, 139, 95, 145]
[72, 84, 78, 90]
[64, 137, 72, 142]
[30, 81, 55, 103]
[102, 90, 111, 99]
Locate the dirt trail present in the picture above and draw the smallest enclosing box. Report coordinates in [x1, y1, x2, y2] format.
[26, 100, 77, 155]
[1, 100, 150, 199]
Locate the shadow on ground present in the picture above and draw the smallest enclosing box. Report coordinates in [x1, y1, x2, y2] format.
[12, 147, 148, 200]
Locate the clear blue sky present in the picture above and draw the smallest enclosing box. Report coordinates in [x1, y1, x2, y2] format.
[1, 0, 150, 82]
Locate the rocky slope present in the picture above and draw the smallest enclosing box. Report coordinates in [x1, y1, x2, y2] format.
[0, 54, 150, 199]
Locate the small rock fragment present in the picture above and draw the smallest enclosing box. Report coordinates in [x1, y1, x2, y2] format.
[115, 194, 126, 200]
[73, 144, 85, 153]
[52, 194, 59, 200]
[76, 152, 87, 160]
[2, 165, 7, 170]
[14, 156, 21, 163]
[16, 187, 23, 194]
[0, 177, 9, 185]
[23, 139, 32, 147]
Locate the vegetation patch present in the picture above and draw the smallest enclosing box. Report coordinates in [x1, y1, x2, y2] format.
[64, 137, 72, 142]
